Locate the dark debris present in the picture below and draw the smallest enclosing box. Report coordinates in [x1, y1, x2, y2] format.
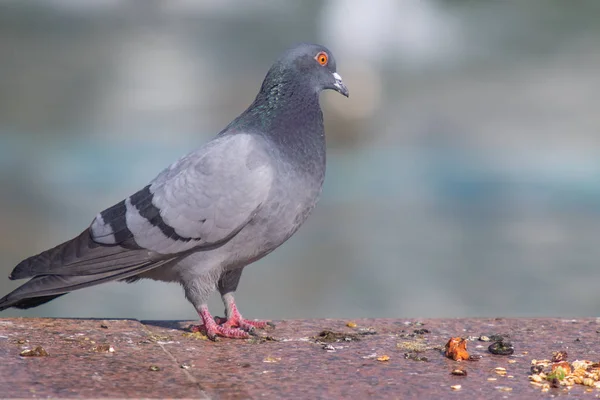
[488, 340, 514, 356]
[315, 330, 361, 343]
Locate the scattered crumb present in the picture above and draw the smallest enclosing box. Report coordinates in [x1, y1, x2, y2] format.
[248, 335, 279, 344]
[19, 346, 48, 357]
[404, 352, 429, 362]
[148, 365, 160, 371]
[346, 321, 357, 328]
[529, 353, 600, 391]
[450, 385, 462, 390]
[552, 350, 568, 363]
[314, 330, 360, 343]
[451, 368, 467, 376]
[263, 356, 281, 363]
[182, 332, 208, 340]
[397, 340, 430, 353]
[91, 344, 115, 353]
[357, 327, 377, 335]
[322, 344, 336, 352]
[377, 355, 390, 362]
[445, 337, 470, 361]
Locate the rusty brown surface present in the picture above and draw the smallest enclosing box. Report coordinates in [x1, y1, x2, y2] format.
[1, 317, 599, 398]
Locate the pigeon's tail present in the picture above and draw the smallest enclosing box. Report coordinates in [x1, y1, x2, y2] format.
[2, 294, 67, 310]
[0, 229, 177, 311]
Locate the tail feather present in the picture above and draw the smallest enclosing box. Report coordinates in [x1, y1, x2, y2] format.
[0, 258, 177, 311]
[10, 229, 148, 279]
[10, 294, 67, 310]
[2, 228, 179, 312]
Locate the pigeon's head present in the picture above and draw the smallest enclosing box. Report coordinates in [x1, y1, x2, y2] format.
[267, 43, 349, 98]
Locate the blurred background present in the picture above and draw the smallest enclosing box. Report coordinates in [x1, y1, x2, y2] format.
[1, 0, 600, 320]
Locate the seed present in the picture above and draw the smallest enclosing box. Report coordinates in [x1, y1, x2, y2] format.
[530, 364, 544, 374]
[450, 385, 461, 390]
[263, 356, 281, 363]
[552, 350, 568, 362]
[530, 374, 543, 383]
[451, 369, 467, 376]
[19, 346, 48, 357]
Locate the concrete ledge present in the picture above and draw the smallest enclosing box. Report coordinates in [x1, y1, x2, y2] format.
[1, 317, 599, 398]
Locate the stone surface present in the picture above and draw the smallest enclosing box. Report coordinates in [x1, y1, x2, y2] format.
[1, 318, 599, 398]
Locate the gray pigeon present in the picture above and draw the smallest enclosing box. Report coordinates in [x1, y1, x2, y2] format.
[0, 43, 348, 339]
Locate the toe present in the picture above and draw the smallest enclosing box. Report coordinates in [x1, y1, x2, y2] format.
[216, 326, 250, 339]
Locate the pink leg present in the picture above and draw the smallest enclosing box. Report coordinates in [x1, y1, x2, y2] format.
[190, 305, 251, 340]
[214, 295, 274, 331]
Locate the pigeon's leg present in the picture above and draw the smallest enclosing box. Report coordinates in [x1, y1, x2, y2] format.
[214, 269, 274, 331]
[185, 277, 251, 340]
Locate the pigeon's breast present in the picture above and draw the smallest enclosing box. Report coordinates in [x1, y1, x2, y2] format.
[217, 151, 324, 272]
[257, 151, 325, 246]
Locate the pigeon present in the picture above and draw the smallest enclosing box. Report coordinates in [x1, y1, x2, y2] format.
[0, 43, 348, 339]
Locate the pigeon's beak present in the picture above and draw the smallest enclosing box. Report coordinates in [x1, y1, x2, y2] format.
[332, 72, 349, 97]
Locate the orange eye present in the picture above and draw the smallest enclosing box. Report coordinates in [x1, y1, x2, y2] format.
[315, 51, 328, 66]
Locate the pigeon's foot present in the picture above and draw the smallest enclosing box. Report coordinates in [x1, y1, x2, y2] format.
[190, 322, 251, 340]
[214, 301, 275, 331]
[214, 315, 274, 330]
[192, 306, 252, 340]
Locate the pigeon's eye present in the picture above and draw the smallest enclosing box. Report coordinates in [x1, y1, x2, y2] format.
[315, 52, 328, 66]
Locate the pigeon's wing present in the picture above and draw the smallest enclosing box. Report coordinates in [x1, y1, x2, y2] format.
[90, 133, 274, 255]
[1, 133, 274, 310]
[12, 133, 274, 280]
